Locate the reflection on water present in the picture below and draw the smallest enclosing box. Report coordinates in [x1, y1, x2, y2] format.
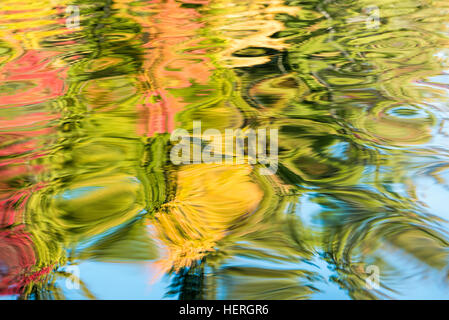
[1, 0, 449, 300]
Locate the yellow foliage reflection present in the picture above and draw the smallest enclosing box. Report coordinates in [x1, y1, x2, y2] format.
[153, 164, 263, 272]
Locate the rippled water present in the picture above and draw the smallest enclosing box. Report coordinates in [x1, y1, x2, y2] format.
[1, 0, 449, 300]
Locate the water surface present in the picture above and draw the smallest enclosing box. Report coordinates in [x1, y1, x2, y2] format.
[1, 0, 449, 300]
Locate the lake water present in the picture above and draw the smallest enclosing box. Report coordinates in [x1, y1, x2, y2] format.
[1, 0, 449, 300]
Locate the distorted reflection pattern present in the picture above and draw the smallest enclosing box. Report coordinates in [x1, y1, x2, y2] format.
[1, 0, 449, 299]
